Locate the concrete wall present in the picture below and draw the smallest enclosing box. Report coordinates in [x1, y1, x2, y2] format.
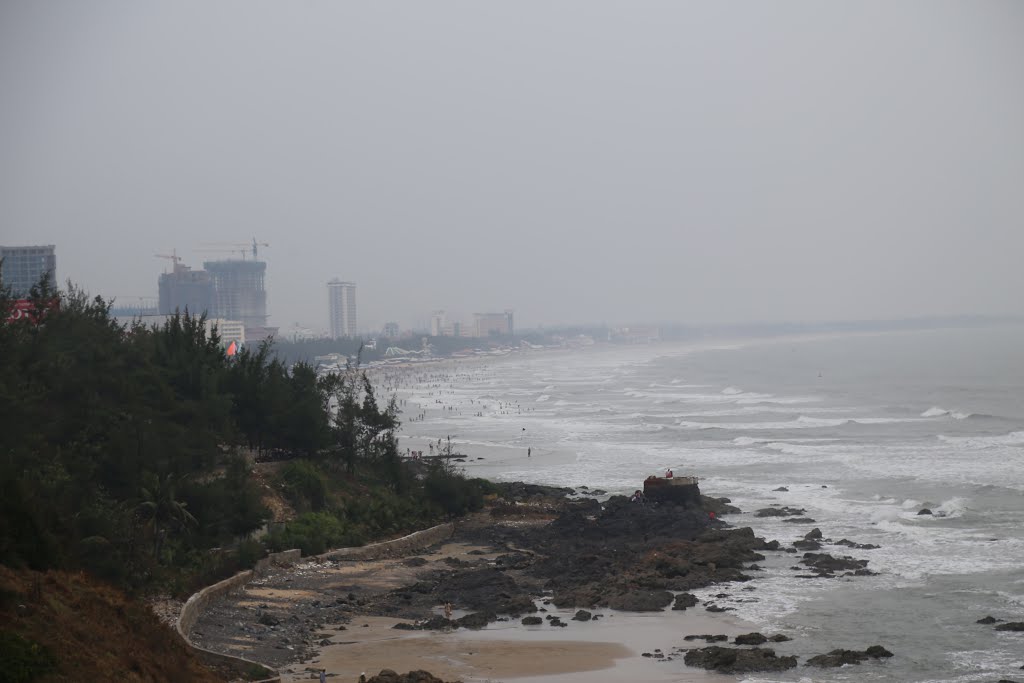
[317, 522, 455, 562]
[175, 523, 454, 682]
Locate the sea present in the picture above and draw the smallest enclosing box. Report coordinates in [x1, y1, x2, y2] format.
[394, 324, 1024, 682]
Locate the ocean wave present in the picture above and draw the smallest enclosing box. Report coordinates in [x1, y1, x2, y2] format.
[678, 415, 913, 431]
[922, 406, 973, 419]
[938, 431, 1024, 448]
[535, 395, 550, 402]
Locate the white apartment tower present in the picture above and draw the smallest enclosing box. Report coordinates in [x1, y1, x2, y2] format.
[327, 279, 357, 338]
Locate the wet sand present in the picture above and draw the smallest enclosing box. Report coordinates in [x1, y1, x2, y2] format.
[285, 601, 751, 682]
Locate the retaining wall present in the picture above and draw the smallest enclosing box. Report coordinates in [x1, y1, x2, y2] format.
[176, 522, 455, 682]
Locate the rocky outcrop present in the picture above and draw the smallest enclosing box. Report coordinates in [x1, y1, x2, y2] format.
[806, 645, 893, 667]
[672, 593, 699, 610]
[756, 506, 806, 518]
[607, 590, 674, 612]
[734, 632, 768, 645]
[683, 646, 798, 673]
[994, 622, 1024, 632]
[798, 552, 871, 578]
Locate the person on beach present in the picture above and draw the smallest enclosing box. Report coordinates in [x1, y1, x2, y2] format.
[320, 669, 326, 683]
[528, 447, 531, 457]
[444, 602, 453, 620]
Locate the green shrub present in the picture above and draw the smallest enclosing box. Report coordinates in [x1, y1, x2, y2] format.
[0, 631, 55, 683]
[279, 461, 328, 512]
[266, 512, 356, 555]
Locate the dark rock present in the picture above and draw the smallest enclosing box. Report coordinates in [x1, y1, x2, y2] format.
[804, 528, 823, 540]
[683, 646, 798, 673]
[773, 487, 789, 492]
[455, 612, 496, 630]
[734, 632, 768, 645]
[672, 593, 699, 610]
[793, 540, 822, 551]
[917, 508, 933, 516]
[521, 616, 543, 625]
[755, 506, 806, 518]
[800, 553, 869, 576]
[976, 616, 999, 624]
[994, 622, 1024, 632]
[782, 517, 817, 524]
[769, 634, 792, 642]
[833, 539, 881, 550]
[403, 557, 429, 567]
[705, 605, 730, 613]
[258, 613, 280, 626]
[806, 646, 894, 667]
[684, 634, 728, 642]
[607, 590, 673, 612]
[392, 623, 416, 630]
[571, 610, 592, 621]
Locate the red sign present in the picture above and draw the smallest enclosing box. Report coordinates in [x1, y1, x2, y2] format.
[5, 299, 59, 324]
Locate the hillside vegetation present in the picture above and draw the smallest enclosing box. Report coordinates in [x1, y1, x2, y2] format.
[0, 277, 491, 679]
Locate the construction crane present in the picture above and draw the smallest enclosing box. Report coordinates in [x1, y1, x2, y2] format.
[154, 249, 183, 272]
[198, 238, 270, 260]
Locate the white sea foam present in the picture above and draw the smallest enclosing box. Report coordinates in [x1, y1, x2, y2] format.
[535, 394, 550, 402]
[922, 406, 973, 419]
[938, 431, 1024, 448]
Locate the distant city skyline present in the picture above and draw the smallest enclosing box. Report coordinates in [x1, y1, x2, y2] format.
[2, 3, 1022, 330]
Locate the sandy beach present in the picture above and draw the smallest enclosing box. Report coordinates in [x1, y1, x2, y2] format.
[286, 609, 750, 683]
[258, 537, 756, 683]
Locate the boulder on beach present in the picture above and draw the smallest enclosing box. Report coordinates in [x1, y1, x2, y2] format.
[734, 632, 768, 645]
[917, 508, 933, 516]
[683, 646, 798, 673]
[607, 590, 674, 612]
[976, 615, 999, 624]
[571, 609, 592, 621]
[672, 593, 699, 610]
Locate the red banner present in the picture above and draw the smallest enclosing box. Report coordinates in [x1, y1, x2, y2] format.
[5, 299, 59, 324]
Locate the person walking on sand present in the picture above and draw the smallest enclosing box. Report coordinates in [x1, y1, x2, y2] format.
[320, 669, 326, 683]
[528, 447, 531, 457]
[444, 602, 453, 620]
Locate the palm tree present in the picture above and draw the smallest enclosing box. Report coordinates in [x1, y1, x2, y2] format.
[134, 473, 197, 561]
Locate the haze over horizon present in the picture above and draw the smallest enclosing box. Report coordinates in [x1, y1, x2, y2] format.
[2, 1, 1022, 332]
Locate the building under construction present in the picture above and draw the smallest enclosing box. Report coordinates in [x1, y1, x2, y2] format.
[155, 241, 273, 339]
[204, 259, 267, 328]
[158, 264, 213, 317]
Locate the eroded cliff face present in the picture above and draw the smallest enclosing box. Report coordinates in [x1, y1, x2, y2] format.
[0, 566, 224, 683]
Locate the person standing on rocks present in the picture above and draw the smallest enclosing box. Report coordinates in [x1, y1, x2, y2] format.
[444, 602, 453, 620]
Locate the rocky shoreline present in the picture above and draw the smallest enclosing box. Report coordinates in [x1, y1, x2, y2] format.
[190, 480, 897, 680]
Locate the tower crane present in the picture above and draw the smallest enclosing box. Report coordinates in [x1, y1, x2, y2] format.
[198, 238, 270, 260]
[154, 249, 184, 272]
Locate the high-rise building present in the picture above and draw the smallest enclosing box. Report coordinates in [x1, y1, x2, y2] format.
[158, 264, 213, 316]
[204, 260, 267, 328]
[474, 310, 514, 337]
[327, 279, 357, 338]
[0, 245, 57, 296]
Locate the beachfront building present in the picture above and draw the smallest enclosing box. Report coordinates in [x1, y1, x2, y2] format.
[0, 244, 57, 296]
[474, 310, 514, 337]
[328, 279, 357, 338]
[206, 318, 246, 348]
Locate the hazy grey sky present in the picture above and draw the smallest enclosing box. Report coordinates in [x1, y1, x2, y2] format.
[2, 1, 1022, 332]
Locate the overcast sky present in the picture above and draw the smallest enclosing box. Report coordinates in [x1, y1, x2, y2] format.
[1, 1, 1022, 332]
